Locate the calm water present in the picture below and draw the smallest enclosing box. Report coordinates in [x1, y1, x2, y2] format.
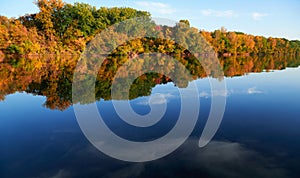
[0, 56, 300, 178]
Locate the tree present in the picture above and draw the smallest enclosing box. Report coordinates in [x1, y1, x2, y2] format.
[35, 0, 65, 39]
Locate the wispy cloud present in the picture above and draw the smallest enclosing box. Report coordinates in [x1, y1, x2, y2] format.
[252, 12, 268, 21]
[201, 9, 237, 18]
[135, 1, 176, 15]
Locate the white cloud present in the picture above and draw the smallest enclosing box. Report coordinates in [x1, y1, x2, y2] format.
[201, 9, 237, 18]
[247, 87, 263, 94]
[135, 1, 176, 15]
[252, 12, 268, 20]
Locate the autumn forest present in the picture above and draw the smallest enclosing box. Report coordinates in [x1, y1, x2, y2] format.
[0, 0, 300, 58]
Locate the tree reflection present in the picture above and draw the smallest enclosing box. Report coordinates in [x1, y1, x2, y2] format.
[0, 54, 299, 110]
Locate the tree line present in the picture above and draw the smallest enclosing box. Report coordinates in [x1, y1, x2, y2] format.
[0, 0, 300, 58]
[200, 27, 300, 57]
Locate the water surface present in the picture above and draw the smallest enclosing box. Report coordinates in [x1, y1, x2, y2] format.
[0, 56, 300, 178]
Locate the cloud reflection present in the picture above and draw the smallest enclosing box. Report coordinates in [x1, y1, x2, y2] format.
[247, 87, 263, 94]
[199, 86, 263, 98]
[101, 140, 289, 178]
[28, 138, 290, 178]
[136, 93, 174, 105]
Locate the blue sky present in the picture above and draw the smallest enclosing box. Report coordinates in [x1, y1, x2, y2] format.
[0, 0, 299, 40]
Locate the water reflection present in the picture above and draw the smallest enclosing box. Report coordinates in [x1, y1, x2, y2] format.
[0, 55, 299, 110]
[0, 55, 300, 177]
[1, 136, 292, 178]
